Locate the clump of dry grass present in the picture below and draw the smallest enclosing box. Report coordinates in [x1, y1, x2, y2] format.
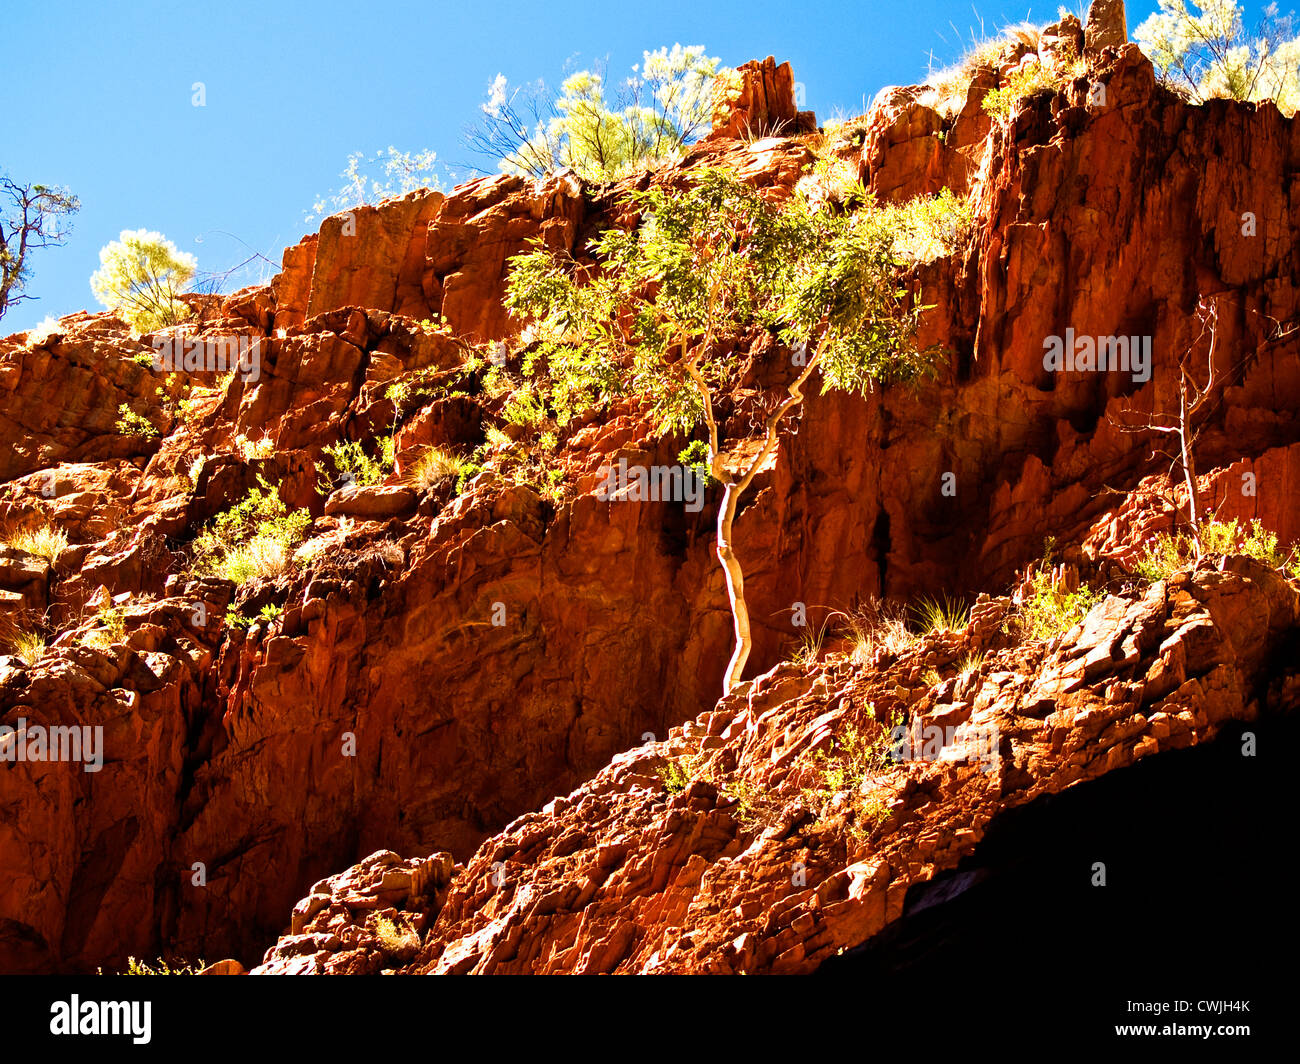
[218, 536, 291, 583]
[6, 629, 47, 665]
[406, 446, 463, 493]
[2, 522, 69, 563]
[918, 19, 1046, 117]
[843, 598, 917, 663]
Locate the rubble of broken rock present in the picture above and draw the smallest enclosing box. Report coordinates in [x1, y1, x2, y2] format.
[239, 558, 1298, 974]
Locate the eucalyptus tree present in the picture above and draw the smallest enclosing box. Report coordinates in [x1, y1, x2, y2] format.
[507, 168, 962, 693]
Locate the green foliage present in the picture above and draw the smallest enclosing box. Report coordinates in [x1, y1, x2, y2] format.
[1020, 570, 1097, 640]
[97, 604, 127, 642]
[919, 20, 1044, 116]
[877, 188, 974, 264]
[258, 603, 282, 621]
[156, 372, 193, 422]
[116, 403, 159, 438]
[470, 45, 723, 181]
[1, 176, 80, 323]
[506, 168, 944, 444]
[226, 610, 253, 630]
[90, 229, 196, 332]
[455, 461, 485, 494]
[190, 476, 312, 584]
[81, 603, 127, 650]
[307, 147, 444, 223]
[502, 390, 547, 430]
[1135, 0, 1300, 114]
[803, 707, 900, 836]
[982, 56, 1082, 119]
[678, 439, 714, 485]
[658, 752, 700, 795]
[1134, 517, 1299, 581]
[724, 775, 761, 826]
[107, 956, 206, 975]
[317, 437, 395, 493]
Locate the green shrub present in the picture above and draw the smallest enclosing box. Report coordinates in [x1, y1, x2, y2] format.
[876, 188, 974, 264]
[116, 404, 159, 438]
[802, 707, 900, 836]
[1020, 570, 1096, 640]
[982, 57, 1081, 119]
[454, 461, 484, 494]
[677, 439, 715, 486]
[658, 752, 700, 795]
[469, 45, 723, 181]
[90, 229, 195, 332]
[920, 21, 1044, 116]
[190, 476, 311, 584]
[317, 437, 394, 493]
[502, 390, 547, 430]
[1135, 517, 1298, 581]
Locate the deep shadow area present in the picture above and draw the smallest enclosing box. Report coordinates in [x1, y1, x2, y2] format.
[819, 714, 1296, 1035]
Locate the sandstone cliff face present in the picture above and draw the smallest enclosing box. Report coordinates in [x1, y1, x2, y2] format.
[1, 41, 1297, 974]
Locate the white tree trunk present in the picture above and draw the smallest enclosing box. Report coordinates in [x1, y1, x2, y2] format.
[711, 351, 822, 695]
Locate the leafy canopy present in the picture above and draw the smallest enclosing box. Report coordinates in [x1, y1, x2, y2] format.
[1135, 0, 1300, 113]
[90, 229, 196, 332]
[505, 168, 960, 438]
[471, 45, 723, 182]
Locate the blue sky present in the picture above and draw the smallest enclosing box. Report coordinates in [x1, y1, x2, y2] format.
[4, 0, 1175, 333]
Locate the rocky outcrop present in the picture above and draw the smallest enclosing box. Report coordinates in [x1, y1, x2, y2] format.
[710, 56, 817, 140]
[270, 173, 585, 341]
[249, 849, 456, 974]
[1085, 0, 1128, 56]
[243, 558, 1298, 973]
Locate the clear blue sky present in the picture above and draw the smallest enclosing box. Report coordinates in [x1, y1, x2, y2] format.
[5, 0, 1174, 333]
